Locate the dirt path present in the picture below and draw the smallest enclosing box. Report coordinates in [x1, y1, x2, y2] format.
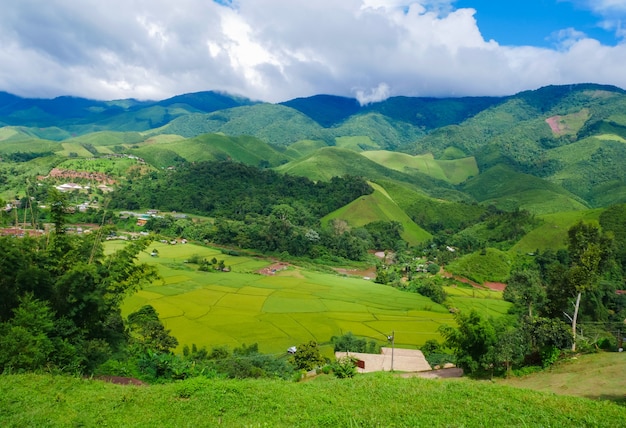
[442, 271, 506, 292]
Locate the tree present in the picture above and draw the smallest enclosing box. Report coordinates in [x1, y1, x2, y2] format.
[331, 332, 378, 354]
[0, 294, 55, 372]
[127, 305, 178, 354]
[291, 341, 325, 371]
[439, 310, 497, 374]
[503, 268, 546, 318]
[565, 221, 613, 351]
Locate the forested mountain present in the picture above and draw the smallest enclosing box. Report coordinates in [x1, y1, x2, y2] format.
[3, 82, 626, 215]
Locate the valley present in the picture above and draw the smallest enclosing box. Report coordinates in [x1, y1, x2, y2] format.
[1, 84, 625, 420]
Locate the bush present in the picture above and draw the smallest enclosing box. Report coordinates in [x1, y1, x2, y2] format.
[427, 263, 440, 275]
[410, 278, 447, 304]
[331, 357, 358, 379]
[540, 346, 560, 368]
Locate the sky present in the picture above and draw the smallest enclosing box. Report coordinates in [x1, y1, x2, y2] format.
[1, 0, 625, 104]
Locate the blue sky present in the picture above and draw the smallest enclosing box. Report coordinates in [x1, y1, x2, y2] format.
[456, 0, 618, 46]
[0, 0, 625, 102]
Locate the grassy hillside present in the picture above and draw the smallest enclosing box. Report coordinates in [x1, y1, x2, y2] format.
[362, 150, 478, 184]
[510, 209, 604, 254]
[446, 248, 512, 284]
[63, 131, 146, 147]
[275, 147, 468, 202]
[462, 164, 589, 214]
[130, 133, 291, 168]
[1, 372, 624, 427]
[374, 179, 485, 233]
[498, 352, 626, 404]
[322, 182, 432, 245]
[157, 104, 328, 146]
[331, 112, 424, 150]
[545, 136, 626, 206]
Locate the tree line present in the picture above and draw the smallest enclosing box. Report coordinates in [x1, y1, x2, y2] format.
[438, 220, 625, 377]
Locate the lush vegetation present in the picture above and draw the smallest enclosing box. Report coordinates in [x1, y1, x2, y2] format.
[1, 371, 624, 427]
[0, 192, 158, 374]
[2, 83, 626, 424]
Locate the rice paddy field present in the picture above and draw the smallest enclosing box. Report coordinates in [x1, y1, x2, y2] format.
[108, 241, 510, 356]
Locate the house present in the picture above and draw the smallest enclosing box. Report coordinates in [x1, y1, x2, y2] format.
[335, 347, 431, 373]
[56, 183, 83, 192]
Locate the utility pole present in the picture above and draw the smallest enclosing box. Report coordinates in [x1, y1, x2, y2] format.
[387, 331, 395, 372]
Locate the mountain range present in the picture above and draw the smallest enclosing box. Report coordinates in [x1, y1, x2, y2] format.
[2, 83, 626, 237]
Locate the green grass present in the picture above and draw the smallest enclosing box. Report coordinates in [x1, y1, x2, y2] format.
[0, 136, 61, 154]
[131, 133, 290, 168]
[335, 135, 381, 151]
[498, 352, 626, 404]
[63, 131, 145, 147]
[1, 372, 624, 427]
[283, 139, 328, 158]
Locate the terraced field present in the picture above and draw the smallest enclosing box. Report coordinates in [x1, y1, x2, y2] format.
[110, 241, 510, 356]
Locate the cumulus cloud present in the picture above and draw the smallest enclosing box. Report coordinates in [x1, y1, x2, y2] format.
[0, 0, 625, 102]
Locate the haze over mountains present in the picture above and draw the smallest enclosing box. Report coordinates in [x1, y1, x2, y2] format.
[2, 83, 626, 221]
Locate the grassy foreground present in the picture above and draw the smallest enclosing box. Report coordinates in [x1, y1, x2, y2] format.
[1, 372, 624, 427]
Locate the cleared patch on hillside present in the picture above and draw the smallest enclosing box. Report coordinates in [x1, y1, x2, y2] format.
[545, 109, 589, 136]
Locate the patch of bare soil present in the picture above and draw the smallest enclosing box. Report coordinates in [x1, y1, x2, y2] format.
[484, 281, 506, 291]
[334, 267, 376, 280]
[442, 271, 507, 292]
[257, 262, 289, 276]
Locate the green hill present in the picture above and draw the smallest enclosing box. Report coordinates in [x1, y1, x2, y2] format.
[446, 247, 512, 284]
[545, 135, 626, 206]
[275, 147, 468, 202]
[156, 104, 328, 145]
[510, 209, 604, 254]
[331, 112, 424, 150]
[322, 182, 432, 245]
[362, 150, 478, 184]
[462, 164, 589, 214]
[130, 133, 291, 168]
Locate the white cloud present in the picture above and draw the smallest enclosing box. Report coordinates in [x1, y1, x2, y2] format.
[355, 83, 391, 105]
[0, 0, 625, 102]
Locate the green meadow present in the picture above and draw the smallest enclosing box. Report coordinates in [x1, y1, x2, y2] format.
[110, 241, 510, 356]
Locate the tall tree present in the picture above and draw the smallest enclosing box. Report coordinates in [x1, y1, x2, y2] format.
[439, 309, 497, 374]
[565, 221, 613, 351]
[504, 268, 546, 318]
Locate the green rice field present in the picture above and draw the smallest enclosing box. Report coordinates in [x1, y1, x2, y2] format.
[110, 241, 510, 355]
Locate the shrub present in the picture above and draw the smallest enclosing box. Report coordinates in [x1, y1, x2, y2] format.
[331, 357, 357, 379]
[427, 263, 440, 275]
